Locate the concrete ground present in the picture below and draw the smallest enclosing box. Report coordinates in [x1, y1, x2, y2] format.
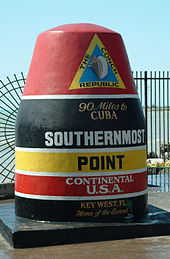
[0, 193, 170, 259]
[0, 233, 170, 259]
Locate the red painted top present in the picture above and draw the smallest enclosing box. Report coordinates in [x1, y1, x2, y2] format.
[47, 23, 117, 33]
[23, 23, 137, 96]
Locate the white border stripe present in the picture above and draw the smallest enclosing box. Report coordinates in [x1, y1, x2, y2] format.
[15, 167, 147, 177]
[22, 94, 139, 100]
[15, 189, 148, 200]
[15, 145, 146, 153]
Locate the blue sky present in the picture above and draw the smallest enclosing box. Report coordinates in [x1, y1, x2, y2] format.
[0, 0, 170, 80]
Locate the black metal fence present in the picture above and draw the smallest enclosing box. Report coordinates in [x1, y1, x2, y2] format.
[0, 73, 25, 183]
[134, 71, 170, 157]
[133, 71, 170, 192]
[0, 72, 170, 191]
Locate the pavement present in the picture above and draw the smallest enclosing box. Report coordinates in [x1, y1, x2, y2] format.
[0, 193, 170, 259]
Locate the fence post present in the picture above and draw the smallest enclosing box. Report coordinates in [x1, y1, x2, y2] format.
[144, 71, 148, 154]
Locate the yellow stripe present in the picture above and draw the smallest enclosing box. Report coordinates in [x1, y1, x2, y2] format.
[15, 149, 146, 173]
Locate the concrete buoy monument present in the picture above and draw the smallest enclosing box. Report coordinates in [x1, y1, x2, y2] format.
[15, 23, 148, 222]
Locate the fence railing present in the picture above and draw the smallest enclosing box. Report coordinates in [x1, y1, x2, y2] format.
[0, 73, 25, 183]
[0, 72, 170, 192]
[133, 71, 170, 192]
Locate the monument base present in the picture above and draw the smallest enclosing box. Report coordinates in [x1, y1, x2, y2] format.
[15, 194, 148, 222]
[0, 198, 170, 248]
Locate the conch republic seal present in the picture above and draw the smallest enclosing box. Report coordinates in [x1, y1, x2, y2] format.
[15, 23, 148, 222]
